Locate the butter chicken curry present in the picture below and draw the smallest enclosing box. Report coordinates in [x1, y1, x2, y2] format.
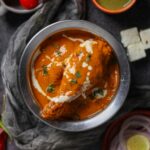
[29, 30, 120, 120]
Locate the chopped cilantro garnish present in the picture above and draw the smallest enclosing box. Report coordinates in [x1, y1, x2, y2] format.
[42, 65, 48, 75]
[93, 88, 104, 98]
[75, 71, 81, 78]
[0, 119, 12, 139]
[70, 79, 77, 84]
[56, 50, 62, 56]
[47, 84, 55, 93]
[86, 54, 91, 62]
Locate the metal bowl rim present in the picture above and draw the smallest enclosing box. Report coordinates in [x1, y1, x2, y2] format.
[18, 20, 130, 132]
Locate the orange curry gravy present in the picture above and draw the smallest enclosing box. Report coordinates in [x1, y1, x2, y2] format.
[29, 30, 120, 120]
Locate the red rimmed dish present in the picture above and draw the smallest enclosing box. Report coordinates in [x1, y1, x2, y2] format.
[92, 0, 137, 14]
[102, 110, 150, 150]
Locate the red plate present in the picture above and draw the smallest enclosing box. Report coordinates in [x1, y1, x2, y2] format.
[102, 110, 150, 150]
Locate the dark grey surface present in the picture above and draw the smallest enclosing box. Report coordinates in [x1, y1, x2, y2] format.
[0, 10, 31, 150]
[0, 11, 29, 150]
[0, 12, 31, 110]
[87, 0, 150, 88]
[0, 0, 150, 149]
[0, 11, 32, 150]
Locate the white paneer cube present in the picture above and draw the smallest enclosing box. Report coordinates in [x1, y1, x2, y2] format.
[120, 27, 140, 47]
[140, 29, 150, 50]
[127, 42, 146, 62]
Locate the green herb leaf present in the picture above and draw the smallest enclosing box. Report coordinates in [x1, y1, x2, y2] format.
[70, 79, 77, 84]
[75, 71, 81, 78]
[47, 84, 55, 93]
[86, 54, 91, 62]
[56, 51, 62, 56]
[42, 65, 48, 75]
[0, 96, 12, 139]
[0, 119, 12, 139]
[93, 88, 104, 98]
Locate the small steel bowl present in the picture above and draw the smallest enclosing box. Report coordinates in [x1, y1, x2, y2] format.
[18, 20, 130, 132]
[0, 0, 43, 14]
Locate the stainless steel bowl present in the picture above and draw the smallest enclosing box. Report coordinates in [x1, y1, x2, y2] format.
[18, 20, 130, 132]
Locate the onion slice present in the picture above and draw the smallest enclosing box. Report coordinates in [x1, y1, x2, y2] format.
[110, 115, 150, 150]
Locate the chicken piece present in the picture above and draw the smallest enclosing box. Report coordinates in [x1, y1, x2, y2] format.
[41, 39, 112, 120]
[40, 101, 70, 120]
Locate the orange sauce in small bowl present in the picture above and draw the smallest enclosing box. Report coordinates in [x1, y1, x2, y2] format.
[92, 0, 136, 14]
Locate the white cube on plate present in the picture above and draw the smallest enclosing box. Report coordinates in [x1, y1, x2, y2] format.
[120, 27, 140, 47]
[127, 42, 146, 62]
[140, 29, 150, 50]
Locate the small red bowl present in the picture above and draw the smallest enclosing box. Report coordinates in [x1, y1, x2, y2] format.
[102, 110, 150, 150]
[92, 0, 137, 14]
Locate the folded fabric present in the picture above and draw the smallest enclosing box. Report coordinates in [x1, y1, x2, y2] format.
[1, 1, 102, 150]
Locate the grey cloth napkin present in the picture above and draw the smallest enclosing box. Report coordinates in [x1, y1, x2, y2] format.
[1, 1, 102, 150]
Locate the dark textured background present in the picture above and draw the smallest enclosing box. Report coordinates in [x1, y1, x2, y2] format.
[0, 0, 150, 149]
